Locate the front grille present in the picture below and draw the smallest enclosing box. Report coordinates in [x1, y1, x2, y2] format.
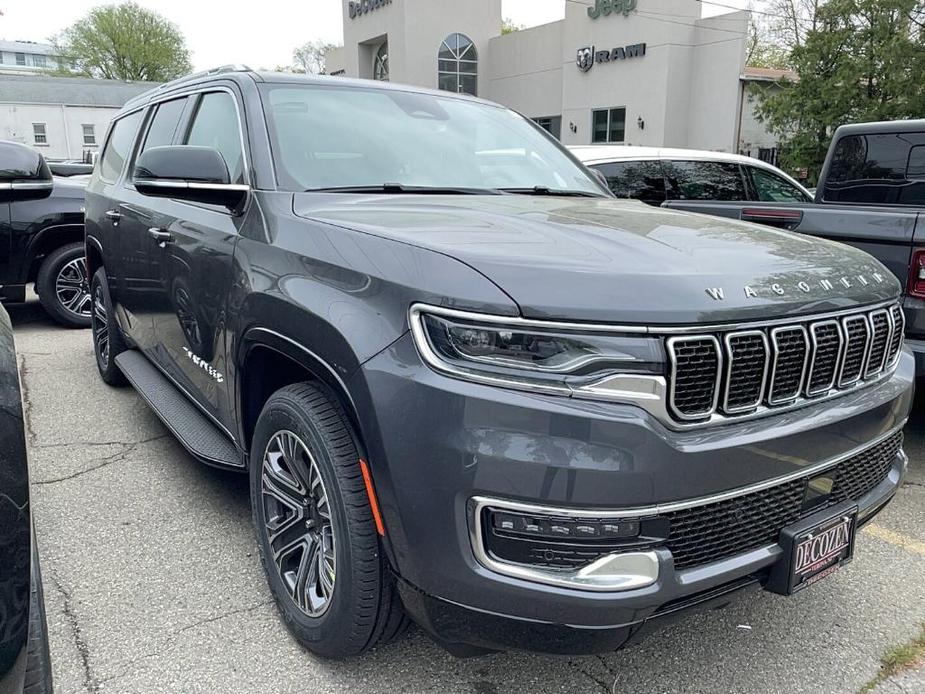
[663, 431, 902, 569]
[666, 303, 903, 423]
[668, 337, 720, 419]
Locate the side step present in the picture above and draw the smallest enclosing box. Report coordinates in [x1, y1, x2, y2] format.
[115, 350, 243, 468]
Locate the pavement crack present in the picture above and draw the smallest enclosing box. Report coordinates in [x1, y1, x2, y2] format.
[50, 570, 99, 694]
[33, 434, 169, 485]
[174, 599, 273, 635]
[17, 354, 37, 446]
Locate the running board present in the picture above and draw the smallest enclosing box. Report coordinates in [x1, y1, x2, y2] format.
[115, 350, 243, 469]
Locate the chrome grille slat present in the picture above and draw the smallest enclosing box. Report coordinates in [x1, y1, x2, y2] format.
[723, 331, 769, 413]
[667, 336, 721, 420]
[865, 310, 890, 377]
[838, 315, 870, 387]
[667, 303, 904, 422]
[806, 320, 843, 396]
[767, 326, 808, 405]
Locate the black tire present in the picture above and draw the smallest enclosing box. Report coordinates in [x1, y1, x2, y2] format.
[250, 383, 407, 658]
[24, 548, 53, 694]
[90, 268, 128, 386]
[35, 242, 92, 328]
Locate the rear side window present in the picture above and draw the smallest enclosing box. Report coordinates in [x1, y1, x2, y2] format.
[185, 92, 245, 184]
[141, 97, 188, 153]
[824, 132, 925, 205]
[98, 110, 142, 183]
[592, 160, 666, 204]
[664, 160, 747, 201]
[747, 166, 811, 202]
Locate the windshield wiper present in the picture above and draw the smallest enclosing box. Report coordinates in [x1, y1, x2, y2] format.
[498, 186, 604, 198]
[306, 183, 500, 195]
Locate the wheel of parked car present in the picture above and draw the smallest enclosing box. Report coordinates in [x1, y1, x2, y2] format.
[250, 383, 408, 658]
[35, 242, 92, 328]
[90, 268, 128, 386]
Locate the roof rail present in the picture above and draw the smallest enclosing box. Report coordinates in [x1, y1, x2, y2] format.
[151, 64, 252, 93]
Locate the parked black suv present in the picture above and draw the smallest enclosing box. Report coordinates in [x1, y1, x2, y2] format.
[1, 141, 90, 327]
[0, 142, 54, 694]
[85, 68, 914, 658]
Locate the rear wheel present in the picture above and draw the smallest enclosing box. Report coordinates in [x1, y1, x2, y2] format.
[250, 383, 407, 658]
[35, 242, 91, 328]
[90, 268, 128, 386]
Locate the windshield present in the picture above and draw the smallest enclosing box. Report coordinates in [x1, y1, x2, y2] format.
[259, 83, 605, 195]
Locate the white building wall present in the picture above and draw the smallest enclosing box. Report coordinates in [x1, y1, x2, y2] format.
[486, 22, 562, 119]
[0, 102, 120, 159]
[738, 83, 781, 154]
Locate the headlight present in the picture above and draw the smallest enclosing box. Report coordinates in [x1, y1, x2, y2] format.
[409, 304, 665, 395]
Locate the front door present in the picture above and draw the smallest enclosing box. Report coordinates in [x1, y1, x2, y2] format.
[148, 89, 248, 429]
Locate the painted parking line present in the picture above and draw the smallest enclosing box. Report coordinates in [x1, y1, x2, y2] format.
[862, 523, 925, 556]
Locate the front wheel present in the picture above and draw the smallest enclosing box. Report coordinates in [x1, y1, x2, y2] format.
[35, 242, 92, 328]
[250, 383, 407, 658]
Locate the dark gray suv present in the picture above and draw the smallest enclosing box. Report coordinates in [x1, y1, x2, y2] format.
[84, 67, 914, 658]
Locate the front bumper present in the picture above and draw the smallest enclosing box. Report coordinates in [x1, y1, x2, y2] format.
[352, 336, 914, 654]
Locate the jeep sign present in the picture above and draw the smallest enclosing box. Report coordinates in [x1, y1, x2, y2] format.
[588, 0, 638, 19]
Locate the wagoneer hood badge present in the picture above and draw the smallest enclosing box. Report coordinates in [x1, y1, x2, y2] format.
[706, 272, 889, 302]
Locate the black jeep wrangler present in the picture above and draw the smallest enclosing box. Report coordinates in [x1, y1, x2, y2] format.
[84, 68, 913, 658]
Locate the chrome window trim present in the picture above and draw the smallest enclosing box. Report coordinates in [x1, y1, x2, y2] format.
[805, 320, 843, 397]
[838, 314, 871, 387]
[766, 325, 809, 405]
[722, 330, 769, 413]
[865, 309, 891, 378]
[666, 335, 722, 421]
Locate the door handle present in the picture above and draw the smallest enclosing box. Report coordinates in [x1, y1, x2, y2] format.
[105, 209, 122, 221]
[148, 227, 173, 247]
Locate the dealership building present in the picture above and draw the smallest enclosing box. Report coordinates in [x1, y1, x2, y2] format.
[327, 0, 754, 153]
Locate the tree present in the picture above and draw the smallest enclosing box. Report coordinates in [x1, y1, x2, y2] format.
[292, 39, 336, 75]
[755, 0, 925, 181]
[502, 17, 525, 34]
[53, 2, 191, 82]
[745, 16, 791, 68]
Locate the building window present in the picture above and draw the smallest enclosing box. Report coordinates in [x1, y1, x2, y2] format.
[82, 124, 97, 146]
[592, 107, 626, 144]
[532, 116, 562, 140]
[33, 123, 47, 145]
[16, 53, 27, 66]
[33, 54, 47, 69]
[373, 42, 389, 81]
[438, 33, 477, 96]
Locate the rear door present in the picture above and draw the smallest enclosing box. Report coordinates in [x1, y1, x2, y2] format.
[147, 88, 248, 428]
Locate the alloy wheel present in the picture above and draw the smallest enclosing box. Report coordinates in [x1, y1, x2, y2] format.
[92, 285, 109, 366]
[261, 430, 336, 617]
[55, 258, 91, 318]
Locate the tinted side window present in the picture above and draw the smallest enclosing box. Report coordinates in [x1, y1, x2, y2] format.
[824, 132, 925, 204]
[592, 160, 666, 204]
[664, 160, 746, 201]
[748, 166, 811, 202]
[141, 97, 188, 152]
[98, 111, 143, 183]
[185, 92, 244, 183]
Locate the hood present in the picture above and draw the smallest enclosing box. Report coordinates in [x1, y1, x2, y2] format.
[293, 194, 899, 324]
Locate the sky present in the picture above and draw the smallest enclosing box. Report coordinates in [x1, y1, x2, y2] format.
[0, 0, 748, 72]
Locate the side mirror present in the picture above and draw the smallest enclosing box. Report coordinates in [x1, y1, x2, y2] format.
[0, 140, 54, 202]
[133, 146, 248, 211]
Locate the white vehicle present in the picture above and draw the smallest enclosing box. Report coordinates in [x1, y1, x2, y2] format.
[569, 145, 813, 206]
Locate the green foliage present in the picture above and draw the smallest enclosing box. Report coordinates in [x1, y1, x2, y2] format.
[501, 17, 525, 34]
[746, 17, 792, 69]
[292, 40, 338, 75]
[53, 2, 191, 81]
[755, 0, 925, 182]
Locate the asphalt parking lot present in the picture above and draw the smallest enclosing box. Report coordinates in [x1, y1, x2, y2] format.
[9, 297, 925, 694]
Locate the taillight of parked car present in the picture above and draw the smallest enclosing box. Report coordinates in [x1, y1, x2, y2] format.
[908, 249, 925, 298]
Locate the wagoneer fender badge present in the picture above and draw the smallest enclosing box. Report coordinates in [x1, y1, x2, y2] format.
[706, 272, 887, 301]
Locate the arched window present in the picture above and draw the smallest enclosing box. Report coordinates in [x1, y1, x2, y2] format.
[374, 42, 389, 81]
[438, 33, 477, 96]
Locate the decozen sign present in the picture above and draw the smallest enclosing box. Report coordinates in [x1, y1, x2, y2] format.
[588, 0, 638, 19]
[348, 0, 391, 20]
[576, 43, 646, 72]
